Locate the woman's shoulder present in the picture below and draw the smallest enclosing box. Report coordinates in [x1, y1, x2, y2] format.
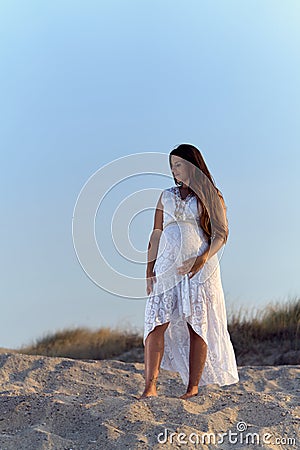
[163, 186, 176, 194]
[161, 186, 176, 196]
[159, 186, 176, 205]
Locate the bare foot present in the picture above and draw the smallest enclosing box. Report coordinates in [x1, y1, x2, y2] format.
[137, 389, 158, 400]
[179, 390, 198, 400]
[137, 375, 159, 400]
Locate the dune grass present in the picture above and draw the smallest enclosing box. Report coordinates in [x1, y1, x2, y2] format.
[16, 297, 300, 363]
[227, 297, 300, 355]
[18, 326, 143, 360]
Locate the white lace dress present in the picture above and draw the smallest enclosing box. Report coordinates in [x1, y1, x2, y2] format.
[143, 186, 239, 387]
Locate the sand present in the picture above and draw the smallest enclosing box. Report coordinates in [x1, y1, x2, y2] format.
[0, 352, 299, 449]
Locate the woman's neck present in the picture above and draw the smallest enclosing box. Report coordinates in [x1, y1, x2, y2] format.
[179, 182, 192, 192]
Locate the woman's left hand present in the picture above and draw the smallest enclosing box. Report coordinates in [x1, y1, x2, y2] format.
[177, 254, 208, 279]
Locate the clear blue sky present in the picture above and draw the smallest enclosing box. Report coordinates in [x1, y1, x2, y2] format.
[1, 1, 299, 348]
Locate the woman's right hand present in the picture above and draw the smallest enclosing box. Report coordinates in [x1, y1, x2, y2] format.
[146, 270, 156, 295]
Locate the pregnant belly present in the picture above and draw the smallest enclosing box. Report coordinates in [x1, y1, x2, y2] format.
[154, 223, 209, 275]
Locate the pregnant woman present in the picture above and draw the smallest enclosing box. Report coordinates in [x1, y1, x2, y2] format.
[139, 143, 239, 400]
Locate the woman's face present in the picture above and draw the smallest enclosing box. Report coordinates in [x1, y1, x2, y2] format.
[170, 156, 191, 185]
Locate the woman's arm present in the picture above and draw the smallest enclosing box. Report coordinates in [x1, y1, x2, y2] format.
[178, 193, 228, 279]
[146, 192, 163, 276]
[196, 191, 228, 261]
[200, 235, 225, 261]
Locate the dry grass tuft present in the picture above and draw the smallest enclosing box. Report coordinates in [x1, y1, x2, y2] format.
[18, 326, 143, 360]
[228, 297, 300, 364]
[14, 297, 300, 365]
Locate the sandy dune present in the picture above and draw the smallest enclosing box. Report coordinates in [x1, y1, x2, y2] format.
[0, 352, 299, 449]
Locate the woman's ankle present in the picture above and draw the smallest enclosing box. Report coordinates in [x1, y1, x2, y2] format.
[187, 384, 199, 392]
[146, 374, 158, 387]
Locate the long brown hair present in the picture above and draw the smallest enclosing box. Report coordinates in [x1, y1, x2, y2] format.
[169, 143, 229, 244]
